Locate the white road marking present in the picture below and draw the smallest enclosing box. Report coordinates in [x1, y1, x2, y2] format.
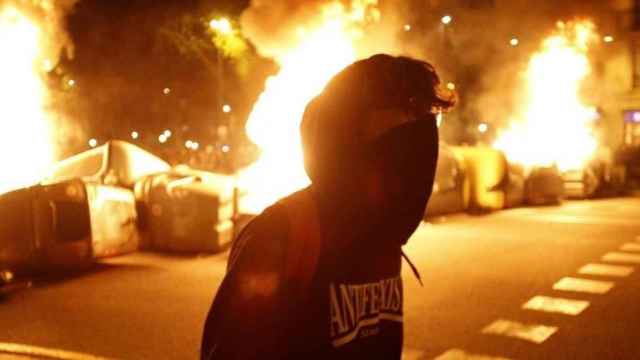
[620, 243, 640, 252]
[402, 348, 425, 360]
[578, 263, 634, 277]
[434, 348, 512, 360]
[522, 296, 589, 316]
[552, 277, 614, 294]
[0, 342, 113, 360]
[481, 319, 558, 344]
[602, 252, 640, 264]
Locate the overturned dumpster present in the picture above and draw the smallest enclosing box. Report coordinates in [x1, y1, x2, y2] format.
[135, 166, 236, 253]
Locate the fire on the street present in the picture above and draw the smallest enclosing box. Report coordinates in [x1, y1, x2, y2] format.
[494, 20, 599, 172]
[0, 6, 54, 194]
[238, 1, 378, 214]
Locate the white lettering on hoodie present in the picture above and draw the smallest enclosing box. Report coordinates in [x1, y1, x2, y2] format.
[329, 275, 403, 347]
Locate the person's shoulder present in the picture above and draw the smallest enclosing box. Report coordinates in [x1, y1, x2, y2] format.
[227, 201, 290, 273]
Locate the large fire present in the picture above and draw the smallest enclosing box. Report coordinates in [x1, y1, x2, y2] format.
[494, 21, 599, 172]
[0, 6, 54, 194]
[239, 1, 378, 214]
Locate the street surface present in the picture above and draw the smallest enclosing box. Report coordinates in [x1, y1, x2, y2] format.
[1, 197, 639, 359]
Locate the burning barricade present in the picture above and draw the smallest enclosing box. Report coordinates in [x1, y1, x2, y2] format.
[494, 20, 616, 200]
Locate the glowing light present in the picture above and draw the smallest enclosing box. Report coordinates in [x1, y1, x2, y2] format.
[192, 142, 200, 151]
[404, 24, 411, 32]
[222, 104, 232, 113]
[510, 37, 519, 46]
[210, 17, 233, 35]
[441, 15, 452, 25]
[222, 144, 230, 153]
[478, 123, 488, 133]
[436, 113, 443, 128]
[239, 2, 374, 214]
[446, 82, 456, 90]
[163, 87, 171, 95]
[603, 35, 614, 43]
[159, 134, 167, 143]
[185, 140, 193, 149]
[131, 131, 139, 140]
[67, 79, 75, 87]
[42, 58, 53, 71]
[0, 7, 55, 194]
[88, 138, 98, 148]
[163, 129, 172, 138]
[494, 20, 598, 172]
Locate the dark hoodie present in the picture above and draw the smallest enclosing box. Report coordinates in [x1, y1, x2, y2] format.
[201, 54, 451, 359]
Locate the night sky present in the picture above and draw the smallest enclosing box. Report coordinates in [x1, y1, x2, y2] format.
[58, 0, 263, 163]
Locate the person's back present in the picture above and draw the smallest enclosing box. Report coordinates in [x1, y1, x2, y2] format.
[201, 53, 455, 359]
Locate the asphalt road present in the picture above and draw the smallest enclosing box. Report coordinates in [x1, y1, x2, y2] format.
[1, 197, 639, 359]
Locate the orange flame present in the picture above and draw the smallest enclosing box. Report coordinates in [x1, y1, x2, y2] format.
[238, 1, 378, 214]
[0, 7, 55, 194]
[494, 20, 599, 172]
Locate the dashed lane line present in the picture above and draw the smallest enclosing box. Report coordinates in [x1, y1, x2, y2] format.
[481, 319, 558, 344]
[552, 277, 614, 294]
[578, 263, 635, 277]
[522, 296, 589, 316]
[602, 252, 640, 264]
[620, 243, 640, 252]
[0, 343, 114, 360]
[433, 349, 512, 360]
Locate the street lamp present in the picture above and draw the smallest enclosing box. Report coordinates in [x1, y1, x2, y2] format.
[88, 138, 97, 148]
[222, 104, 232, 113]
[478, 123, 489, 134]
[603, 35, 614, 43]
[441, 15, 452, 25]
[131, 131, 139, 140]
[510, 37, 519, 47]
[404, 24, 412, 32]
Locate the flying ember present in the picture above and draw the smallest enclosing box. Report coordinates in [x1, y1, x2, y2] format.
[239, 1, 378, 214]
[0, 7, 55, 194]
[494, 20, 599, 172]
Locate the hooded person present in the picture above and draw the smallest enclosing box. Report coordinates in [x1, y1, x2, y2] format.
[201, 53, 455, 359]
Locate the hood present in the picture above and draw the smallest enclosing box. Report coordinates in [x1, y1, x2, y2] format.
[300, 54, 448, 246]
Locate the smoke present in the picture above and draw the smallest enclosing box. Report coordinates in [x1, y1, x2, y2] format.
[239, 0, 618, 146]
[394, 0, 618, 145]
[240, 0, 411, 61]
